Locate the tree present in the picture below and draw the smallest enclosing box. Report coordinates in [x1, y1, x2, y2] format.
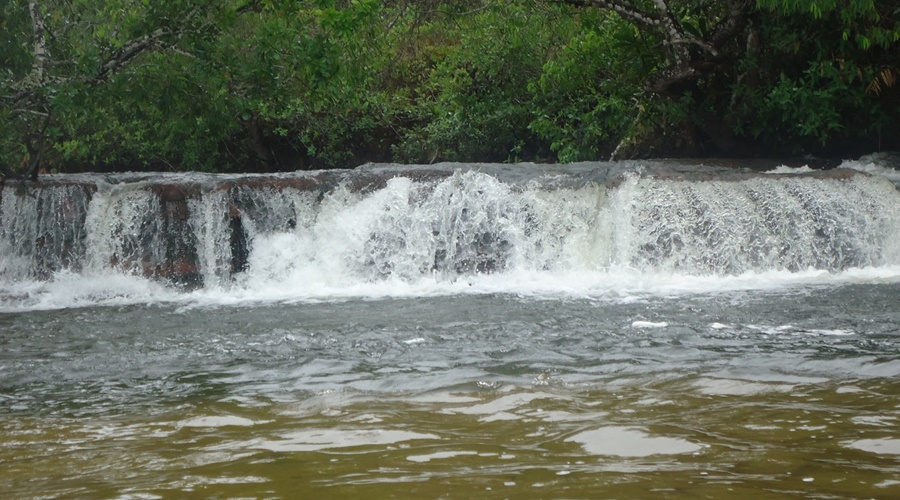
[1, 1, 227, 179]
[552, 0, 900, 156]
[1, 0, 405, 176]
[558, 1, 753, 95]
[393, 0, 569, 163]
[2, 0, 897, 175]
[746, 0, 900, 153]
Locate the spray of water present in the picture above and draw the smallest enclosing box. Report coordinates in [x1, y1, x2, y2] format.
[2, 161, 900, 309]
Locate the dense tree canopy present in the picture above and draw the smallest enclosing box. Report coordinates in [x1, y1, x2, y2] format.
[1, 0, 898, 177]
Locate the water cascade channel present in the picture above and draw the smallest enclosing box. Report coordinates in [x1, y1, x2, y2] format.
[2, 156, 900, 498]
[3, 159, 900, 303]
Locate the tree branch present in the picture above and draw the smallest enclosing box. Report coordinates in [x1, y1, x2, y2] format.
[561, 0, 753, 94]
[647, 64, 699, 93]
[6, 3, 212, 179]
[91, 27, 173, 84]
[559, 0, 661, 32]
[709, 0, 753, 47]
[666, 37, 719, 57]
[91, 6, 202, 84]
[28, 2, 50, 83]
[237, 0, 263, 14]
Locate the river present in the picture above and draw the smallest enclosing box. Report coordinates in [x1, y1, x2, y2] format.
[2, 156, 900, 498]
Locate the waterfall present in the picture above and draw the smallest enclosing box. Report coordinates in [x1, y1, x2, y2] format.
[0, 183, 93, 280]
[2, 159, 900, 306]
[609, 173, 900, 274]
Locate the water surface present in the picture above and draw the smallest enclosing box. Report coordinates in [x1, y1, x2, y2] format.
[3, 157, 900, 498]
[3, 284, 900, 499]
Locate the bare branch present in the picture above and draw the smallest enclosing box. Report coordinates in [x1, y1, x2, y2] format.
[647, 64, 699, 93]
[560, 0, 754, 94]
[92, 28, 172, 84]
[666, 37, 719, 57]
[170, 47, 197, 59]
[10, 108, 51, 117]
[651, 0, 683, 43]
[559, 0, 661, 32]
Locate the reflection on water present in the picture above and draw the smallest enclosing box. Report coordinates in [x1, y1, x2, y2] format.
[1, 284, 900, 498]
[3, 379, 900, 498]
[564, 426, 702, 457]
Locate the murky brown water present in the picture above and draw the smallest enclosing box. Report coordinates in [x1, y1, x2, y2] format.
[3, 378, 900, 499]
[2, 285, 900, 498]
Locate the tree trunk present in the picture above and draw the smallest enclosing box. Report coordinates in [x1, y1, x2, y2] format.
[28, 2, 49, 83]
[561, 0, 753, 95]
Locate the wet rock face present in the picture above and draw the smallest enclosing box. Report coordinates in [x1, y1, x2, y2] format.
[149, 183, 202, 288]
[0, 181, 97, 279]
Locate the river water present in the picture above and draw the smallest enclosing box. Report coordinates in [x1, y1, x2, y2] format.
[2, 157, 900, 498]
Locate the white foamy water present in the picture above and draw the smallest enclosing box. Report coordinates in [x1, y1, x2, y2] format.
[6, 265, 900, 312]
[2, 158, 900, 311]
[846, 152, 900, 183]
[765, 165, 816, 174]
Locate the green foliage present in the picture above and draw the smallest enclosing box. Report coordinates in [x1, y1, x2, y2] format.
[211, 0, 394, 169]
[0, 3, 31, 77]
[738, 60, 881, 149]
[529, 11, 649, 162]
[736, 0, 900, 153]
[2, 0, 900, 175]
[756, 0, 900, 52]
[394, 1, 565, 163]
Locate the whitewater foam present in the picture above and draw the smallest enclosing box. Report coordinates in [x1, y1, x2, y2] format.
[4, 264, 900, 312]
[4, 158, 900, 311]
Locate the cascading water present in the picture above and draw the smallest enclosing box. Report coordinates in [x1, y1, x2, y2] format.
[609, 173, 900, 274]
[244, 172, 607, 287]
[83, 183, 163, 275]
[0, 183, 93, 280]
[1, 158, 900, 308]
[5, 156, 900, 499]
